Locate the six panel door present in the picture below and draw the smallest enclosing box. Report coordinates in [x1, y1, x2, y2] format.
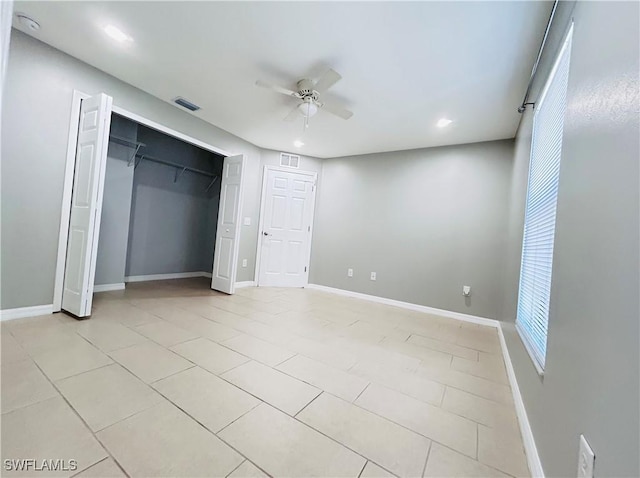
[259, 169, 315, 287]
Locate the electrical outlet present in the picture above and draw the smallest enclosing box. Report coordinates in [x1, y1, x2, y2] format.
[347, 268, 353, 277]
[463, 285, 471, 296]
[577, 435, 595, 478]
[370, 272, 377, 281]
[242, 259, 247, 268]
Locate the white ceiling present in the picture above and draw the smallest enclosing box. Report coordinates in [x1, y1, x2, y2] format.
[13, 1, 551, 158]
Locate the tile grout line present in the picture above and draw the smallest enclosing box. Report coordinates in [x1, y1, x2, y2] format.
[352, 382, 371, 403]
[223, 459, 245, 478]
[148, 364, 197, 385]
[420, 440, 433, 478]
[356, 460, 368, 478]
[293, 390, 324, 418]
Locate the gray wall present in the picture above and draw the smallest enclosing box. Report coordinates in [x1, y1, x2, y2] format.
[310, 140, 514, 320]
[1, 30, 264, 309]
[125, 125, 222, 277]
[500, 2, 640, 477]
[94, 115, 136, 286]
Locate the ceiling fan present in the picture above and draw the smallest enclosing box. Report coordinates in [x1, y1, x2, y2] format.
[256, 68, 353, 127]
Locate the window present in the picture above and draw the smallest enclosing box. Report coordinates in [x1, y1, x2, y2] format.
[516, 25, 573, 373]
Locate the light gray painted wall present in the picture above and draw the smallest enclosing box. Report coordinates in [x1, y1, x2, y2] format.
[94, 115, 136, 286]
[310, 140, 514, 319]
[125, 125, 222, 277]
[500, 2, 640, 476]
[1, 30, 264, 309]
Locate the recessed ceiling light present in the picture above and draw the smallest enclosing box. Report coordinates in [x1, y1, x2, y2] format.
[436, 118, 453, 128]
[293, 140, 304, 148]
[103, 25, 132, 43]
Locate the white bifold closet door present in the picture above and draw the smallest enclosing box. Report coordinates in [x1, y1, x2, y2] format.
[211, 154, 245, 294]
[62, 93, 113, 317]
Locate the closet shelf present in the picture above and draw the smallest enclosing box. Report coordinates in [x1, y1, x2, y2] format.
[134, 153, 219, 191]
[109, 134, 146, 165]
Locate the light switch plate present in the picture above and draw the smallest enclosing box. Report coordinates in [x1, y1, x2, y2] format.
[243, 217, 251, 226]
[370, 272, 377, 281]
[242, 259, 247, 268]
[577, 434, 595, 478]
[347, 268, 353, 277]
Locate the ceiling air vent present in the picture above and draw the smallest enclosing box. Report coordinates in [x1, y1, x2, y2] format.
[280, 153, 300, 168]
[173, 97, 201, 112]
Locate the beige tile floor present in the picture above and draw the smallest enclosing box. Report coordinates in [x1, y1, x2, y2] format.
[1, 278, 529, 477]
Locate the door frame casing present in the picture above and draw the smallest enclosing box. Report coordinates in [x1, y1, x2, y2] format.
[54, 90, 235, 311]
[254, 165, 318, 287]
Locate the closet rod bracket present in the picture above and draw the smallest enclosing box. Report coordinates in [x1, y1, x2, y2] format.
[174, 167, 187, 183]
[206, 176, 219, 192]
[128, 144, 143, 167]
[134, 154, 145, 170]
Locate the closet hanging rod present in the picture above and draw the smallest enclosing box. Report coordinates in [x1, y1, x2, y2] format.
[109, 135, 146, 165]
[134, 153, 216, 178]
[109, 134, 146, 149]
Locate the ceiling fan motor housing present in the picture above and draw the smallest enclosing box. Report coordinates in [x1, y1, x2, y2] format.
[296, 79, 319, 102]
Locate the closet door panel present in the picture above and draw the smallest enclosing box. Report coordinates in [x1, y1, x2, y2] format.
[211, 154, 245, 294]
[62, 93, 113, 317]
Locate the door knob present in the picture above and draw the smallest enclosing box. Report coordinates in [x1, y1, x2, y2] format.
[263, 231, 271, 236]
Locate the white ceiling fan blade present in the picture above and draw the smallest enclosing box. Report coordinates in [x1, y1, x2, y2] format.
[321, 101, 353, 120]
[256, 79, 298, 98]
[314, 69, 342, 92]
[284, 104, 301, 122]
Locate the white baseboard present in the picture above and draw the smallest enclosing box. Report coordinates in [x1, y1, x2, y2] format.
[498, 324, 544, 477]
[235, 281, 256, 289]
[305, 283, 499, 328]
[94, 283, 125, 293]
[125, 272, 211, 283]
[0, 304, 55, 321]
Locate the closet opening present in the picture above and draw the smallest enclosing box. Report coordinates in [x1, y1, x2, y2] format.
[93, 113, 223, 296]
[54, 92, 246, 318]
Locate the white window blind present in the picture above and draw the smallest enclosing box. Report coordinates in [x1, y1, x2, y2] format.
[516, 26, 573, 372]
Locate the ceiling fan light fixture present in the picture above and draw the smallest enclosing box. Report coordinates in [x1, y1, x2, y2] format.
[293, 140, 305, 148]
[298, 101, 318, 118]
[436, 118, 453, 128]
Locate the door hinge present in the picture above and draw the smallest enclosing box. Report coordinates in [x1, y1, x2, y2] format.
[304, 266, 307, 272]
[307, 225, 311, 232]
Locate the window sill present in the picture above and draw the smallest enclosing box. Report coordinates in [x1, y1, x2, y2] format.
[515, 322, 546, 378]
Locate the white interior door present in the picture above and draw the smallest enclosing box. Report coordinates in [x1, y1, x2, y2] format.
[62, 93, 113, 317]
[258, 168, 316, 287]
[211, 154, 245, 294]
